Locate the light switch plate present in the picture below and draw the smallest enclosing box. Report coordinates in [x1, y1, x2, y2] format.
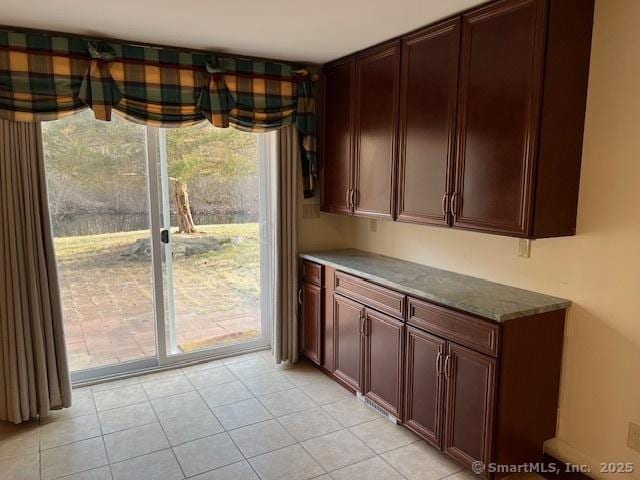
[518, 238, 532, 258]
[628, 422, 640, 453]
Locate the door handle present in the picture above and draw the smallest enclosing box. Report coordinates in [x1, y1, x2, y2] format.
[160, 229, 169, 244]
[345, 189, 351, 208]
[444, 354, 452, 379]
[450, 192, 459, 217]
[436, 351, 443, 375]
[358, 309, 366, 335]
[352, 189, 358, 209]
[298, 288, 303, 305]
[441, 194, 449, 216]
[362, 312, 368, 336]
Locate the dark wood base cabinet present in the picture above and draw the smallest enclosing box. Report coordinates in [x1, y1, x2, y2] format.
[299, 260, 566, 479]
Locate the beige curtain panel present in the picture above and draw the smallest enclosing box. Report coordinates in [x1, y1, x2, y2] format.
[0, 119, 72, 424]
[273, 125, 300, 364]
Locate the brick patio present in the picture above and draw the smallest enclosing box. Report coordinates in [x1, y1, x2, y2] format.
[56, 228, 261, 372]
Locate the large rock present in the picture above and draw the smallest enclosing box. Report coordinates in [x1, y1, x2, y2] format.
[125, 234, 232, 260]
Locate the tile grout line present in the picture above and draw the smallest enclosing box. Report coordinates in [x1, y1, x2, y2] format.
[186, 361, 265, 479]
[142, 372, 189, 480]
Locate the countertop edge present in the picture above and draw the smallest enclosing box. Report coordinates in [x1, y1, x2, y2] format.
[299, 252, 571, 322]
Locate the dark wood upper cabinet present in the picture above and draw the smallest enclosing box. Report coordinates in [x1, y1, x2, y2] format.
[320, 0, 593, 239]
[353, 41, 401, 219]
[443, 342, 496, 474]
[453, 0, 545, 235]
[453, 0, 593, 237]
[300, 281, 322, 365]
[404, 326, 446, 448]
[363, 308, 404, 418]
[321, 58, 355, 215]
[333, 293, 365, 392]
[397, 19, 460, 226]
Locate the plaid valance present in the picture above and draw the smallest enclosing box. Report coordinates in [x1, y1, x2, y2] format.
[0, 29, 317, 196]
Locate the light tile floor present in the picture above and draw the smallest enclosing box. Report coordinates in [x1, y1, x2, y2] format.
[0, 350, 543, 480]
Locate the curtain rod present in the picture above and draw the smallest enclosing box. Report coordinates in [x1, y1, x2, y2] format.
[0, 24, 320, 68]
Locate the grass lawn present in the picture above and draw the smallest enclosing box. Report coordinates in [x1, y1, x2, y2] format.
[55, 222, 261, 306]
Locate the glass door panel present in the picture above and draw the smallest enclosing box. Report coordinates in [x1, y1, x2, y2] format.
[157, 125, 269, 358]
[42, 111, 157, 375]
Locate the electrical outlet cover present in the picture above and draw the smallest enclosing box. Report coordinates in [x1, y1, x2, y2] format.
[518, 238, 531, 258]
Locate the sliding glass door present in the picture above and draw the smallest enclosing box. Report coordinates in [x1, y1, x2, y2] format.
[43, 113, 272, 381]
[149, 125, 272, 364]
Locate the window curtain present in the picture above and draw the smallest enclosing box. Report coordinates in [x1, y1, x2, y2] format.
[0, 29, 317, 196]
[273, 125, 300, 364]
[0, 119, 72, 424]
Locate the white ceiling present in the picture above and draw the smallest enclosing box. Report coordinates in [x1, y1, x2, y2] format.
[1, 0, 485, 63]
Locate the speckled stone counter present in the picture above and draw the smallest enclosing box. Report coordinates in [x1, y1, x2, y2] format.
[299, 249, 570, 322]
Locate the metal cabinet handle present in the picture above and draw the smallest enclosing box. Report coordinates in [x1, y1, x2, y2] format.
[436, 351, 443, 375]
[358, 309, 366, 335]
[350, 189, 356, 209]
[298, 288, 303, 305]
[450, 192, 459, 217]
[444, 354, 452, 379]
[441, 194, 449, 216]
[362, 311, 368, 336]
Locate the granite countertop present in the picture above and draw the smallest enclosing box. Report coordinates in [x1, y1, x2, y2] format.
[299, 249, 570, 322]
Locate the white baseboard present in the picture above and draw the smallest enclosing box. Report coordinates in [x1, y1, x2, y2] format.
[544, 438, 636, 480]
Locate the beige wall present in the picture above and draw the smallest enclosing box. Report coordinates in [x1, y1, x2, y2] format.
[300, 0, 640, 476]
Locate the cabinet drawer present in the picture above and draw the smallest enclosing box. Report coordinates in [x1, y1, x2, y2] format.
[301, 260, 323, 286]
[335, 271, 405, 319]
[408, 298, 499, 357]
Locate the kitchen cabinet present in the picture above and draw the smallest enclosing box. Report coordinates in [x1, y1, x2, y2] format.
[352, 41, 401, 219]
[300, 253, 567, 479]
[321, 58, 354, 215]
[404, 327, 497, 470]
[397, 18, 460, 226]
[299, 281, 322, 365]
[320, 0, 593, 238]
[321, 41, 400, 219]
[404, 326, 446, 448]
[443, 342, 496, 471]
[333, 294, 365, 391]
[450, 0, 593, 237]
[363, 308, 404, 418]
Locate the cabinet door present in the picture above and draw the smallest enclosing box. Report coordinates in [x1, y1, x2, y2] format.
[363, 309, 404, 418]
[353, 41, 401, 219]
[443, 342, 496, 472]
[404, 326, 446, 448]
[333, 294, 365, 391]
[453, 0, 546, 236]
[300, 282, 322, 365]
[321, 57, 355, 214]
[397, 19, 460, 226]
